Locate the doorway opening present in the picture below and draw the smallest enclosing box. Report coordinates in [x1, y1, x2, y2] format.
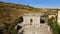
[40, 18, 45, 24]
[30, 19, 33, 25]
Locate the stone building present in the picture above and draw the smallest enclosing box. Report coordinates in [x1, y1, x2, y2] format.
[17, 14, 52, 34]
[23, 14, 40, 26]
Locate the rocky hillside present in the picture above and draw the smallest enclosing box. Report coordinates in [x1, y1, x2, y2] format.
[0, 2, 43, 24]
[0, 1, 59, 24]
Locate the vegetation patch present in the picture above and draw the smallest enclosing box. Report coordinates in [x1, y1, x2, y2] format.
[47, 17, 60, 34]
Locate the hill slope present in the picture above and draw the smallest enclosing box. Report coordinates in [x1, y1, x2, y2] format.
[0, 2, 42, 24]
[0, 2, 59, 24]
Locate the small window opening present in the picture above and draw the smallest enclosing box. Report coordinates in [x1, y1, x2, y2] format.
[30, 19, 33, 22]
[30, 19, 33, 25]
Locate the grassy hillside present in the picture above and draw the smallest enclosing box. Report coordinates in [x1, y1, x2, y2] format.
[0, 1, 59, 24]
[0, 1, 38, 24]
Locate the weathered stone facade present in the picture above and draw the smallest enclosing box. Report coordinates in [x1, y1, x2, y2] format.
[17, 14, 52, 34]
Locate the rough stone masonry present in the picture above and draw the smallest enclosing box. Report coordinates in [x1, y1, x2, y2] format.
[18, 14, 52, 34]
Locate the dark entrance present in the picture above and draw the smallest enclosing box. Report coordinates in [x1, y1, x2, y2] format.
[40, 18, 45, 24]
[30, 19, 33, 25]
[17, 25, 22, 30]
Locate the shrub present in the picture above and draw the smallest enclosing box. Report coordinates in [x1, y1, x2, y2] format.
[2, 16, 23, 34]
[47, 17, 60, 34]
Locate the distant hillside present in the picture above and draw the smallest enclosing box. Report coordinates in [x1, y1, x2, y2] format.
[0, 1, 42, 24]
[0, 1, 59, 24]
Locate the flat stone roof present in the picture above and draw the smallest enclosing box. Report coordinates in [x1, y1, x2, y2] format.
[23, 13, 45, 16]
[24, 14, 40, 16]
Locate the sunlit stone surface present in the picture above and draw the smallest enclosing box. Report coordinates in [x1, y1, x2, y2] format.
[57, 11, 60, 25]
[18, 14, 52, 34]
